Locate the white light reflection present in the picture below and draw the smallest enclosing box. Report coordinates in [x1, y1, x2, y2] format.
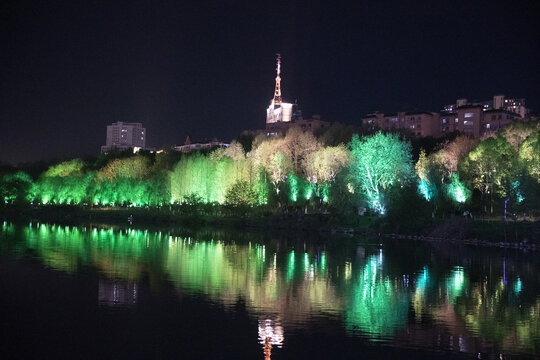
[258, 318, 284, 360]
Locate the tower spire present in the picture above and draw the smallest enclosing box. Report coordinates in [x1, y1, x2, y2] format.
[273, 54, 282, 105]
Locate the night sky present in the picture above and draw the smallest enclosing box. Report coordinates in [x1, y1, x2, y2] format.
[1, 0, 539, 165]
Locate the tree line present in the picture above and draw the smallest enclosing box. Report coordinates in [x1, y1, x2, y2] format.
[1, 121, 539, 218]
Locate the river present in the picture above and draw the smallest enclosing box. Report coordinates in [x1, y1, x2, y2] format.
[1, 221, 539, 359]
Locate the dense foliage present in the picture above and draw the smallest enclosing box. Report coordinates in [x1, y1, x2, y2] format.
[2, 121, 539, 218]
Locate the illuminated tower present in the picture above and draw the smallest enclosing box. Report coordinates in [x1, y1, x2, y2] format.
[266, 54, 293, 125]
[273, 54, 282, 106]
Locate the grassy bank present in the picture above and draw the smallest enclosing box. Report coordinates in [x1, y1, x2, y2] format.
[1, 205, 538, 248]
[0, 205, 374, 234]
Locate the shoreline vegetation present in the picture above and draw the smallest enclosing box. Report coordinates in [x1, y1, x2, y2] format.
[2, 205, 538, 251]
[2, 121, 539, 250]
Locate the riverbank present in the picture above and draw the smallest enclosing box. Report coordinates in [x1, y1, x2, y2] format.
[1, 206, 539, 249]
[0, 205, 373, 233]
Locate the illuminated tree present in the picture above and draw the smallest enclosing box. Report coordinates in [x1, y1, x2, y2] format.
[445, 174, 471, 204]
[43, 159, 85, 177]
[250, 137, 290, 195]
[223, 140, 246, 161]
[433, 135, 478, 180]
[518, 131, 540, 182]
[37, 159, 91, 204]
[349, 132, 414, 214]
[90, 156, 154, 206]
[283, 126, 321, 174]
[225, 180, 258, 206]
[268, 151, 293, 194]
[460, 136, 517, 199]
[415, 149, 438, 202]
[170, 151, 256, 205]
[501, 121, 539, 151]
[170, 154, 213, 204]
[1, 171, 35, 205]
[251, 137, 286, 171]
[415, 149, 429, 181]
[97, 156, 151, 181]
[304, 145, 349, 202]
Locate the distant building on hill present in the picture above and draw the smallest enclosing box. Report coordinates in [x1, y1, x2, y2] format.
[101, 122, 146, 153]
[440, 106, 520, 138]
[263, 54, 330, 135]
[362, 94, 527, 138]
[173, 136, 229, 152]
[442, 94, 528, 118]
[362, 112, 441, 138]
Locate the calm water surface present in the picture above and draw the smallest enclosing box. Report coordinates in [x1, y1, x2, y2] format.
[1, 221, 539, 359]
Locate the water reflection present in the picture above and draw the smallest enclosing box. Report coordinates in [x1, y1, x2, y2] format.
[98, 280, 138, 307]
[1, 222, 539, 357]
[258, 318, 284, 360]
[345, 255, 409, 339]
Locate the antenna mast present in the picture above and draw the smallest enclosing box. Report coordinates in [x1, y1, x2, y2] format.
[273, 54, 282, 105]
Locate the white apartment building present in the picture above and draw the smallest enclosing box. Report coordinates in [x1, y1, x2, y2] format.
[101, 122, 146, 153]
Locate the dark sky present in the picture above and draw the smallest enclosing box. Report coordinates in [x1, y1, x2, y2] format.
[1, 0, 539, 164]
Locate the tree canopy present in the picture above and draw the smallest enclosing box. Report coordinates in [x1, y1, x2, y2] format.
[349, 132, 414, 214]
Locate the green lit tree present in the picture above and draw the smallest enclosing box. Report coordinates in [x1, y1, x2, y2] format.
[444, 174, 471, 204]
[415, 149, 438, 202]
[1, 171, 35, 205]
[349, 132, 414, 214]
[518, 130, 540, 183]
[459, 136, 517, 201]
[224, 180, 258, 206]
[36, 159, 91, 205]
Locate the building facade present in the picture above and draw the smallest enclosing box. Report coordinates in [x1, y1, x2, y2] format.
[364, 94, 526, 138]
[442, 94, 528, 118]
[101, 122, 146, 153]
[173, 136, 229, 152]
[362, 112, 441, 138]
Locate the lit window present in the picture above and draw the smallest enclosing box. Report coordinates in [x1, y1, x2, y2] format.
[464, 113, 474, 118]
[464, 120, 473, 126]
[455, 118, 458, 123]
[442, 119, 447, 124]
